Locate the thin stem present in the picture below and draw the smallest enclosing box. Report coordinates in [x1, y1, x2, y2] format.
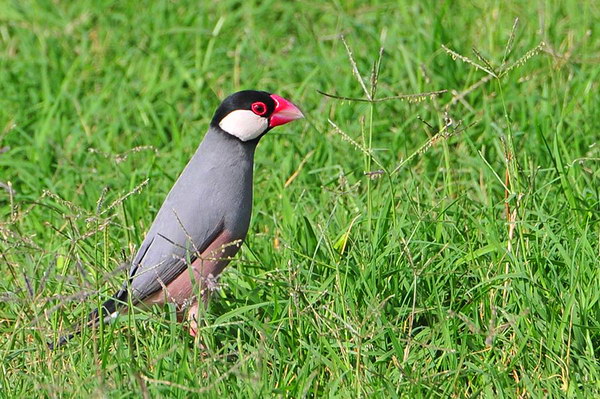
[317, 89, 447, 103]
[366, 103, 374, 236]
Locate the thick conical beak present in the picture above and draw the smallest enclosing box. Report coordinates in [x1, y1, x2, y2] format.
[269, 94, 304, 128]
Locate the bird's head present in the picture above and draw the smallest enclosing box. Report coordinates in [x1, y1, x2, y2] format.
[211, 90, 304, 142]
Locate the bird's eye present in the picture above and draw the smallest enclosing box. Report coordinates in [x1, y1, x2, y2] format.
[251, 102, 267, 116]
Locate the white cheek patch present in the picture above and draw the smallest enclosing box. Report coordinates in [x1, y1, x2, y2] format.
[219, 110, 268, 141]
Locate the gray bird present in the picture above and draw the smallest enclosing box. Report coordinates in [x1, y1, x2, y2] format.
[52, 90, 303, 347]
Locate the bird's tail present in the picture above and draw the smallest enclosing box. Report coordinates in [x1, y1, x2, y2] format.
[49, 291, 126, 350]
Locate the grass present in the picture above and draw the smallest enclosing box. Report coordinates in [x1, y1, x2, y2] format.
[1, 0, 599, 397]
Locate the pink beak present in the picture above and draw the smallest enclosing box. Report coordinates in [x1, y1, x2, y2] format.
[269, 94, 304, 128]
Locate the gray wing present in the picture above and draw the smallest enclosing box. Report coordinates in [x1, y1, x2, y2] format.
[125, 216, 224, 302]
[124, 155, 226, 302]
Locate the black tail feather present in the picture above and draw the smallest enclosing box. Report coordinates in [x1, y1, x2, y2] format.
[48, 292, 125, 350]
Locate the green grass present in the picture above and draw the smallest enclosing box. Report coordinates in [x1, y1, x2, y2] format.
[1, 0, 599, 397]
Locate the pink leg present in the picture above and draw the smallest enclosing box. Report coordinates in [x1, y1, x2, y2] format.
[188, 301, 199, 337]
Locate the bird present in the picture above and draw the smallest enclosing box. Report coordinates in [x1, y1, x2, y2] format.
[51, 90, 304, 348]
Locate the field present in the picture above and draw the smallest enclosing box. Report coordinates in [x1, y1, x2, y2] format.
[1, 0, 599, 397]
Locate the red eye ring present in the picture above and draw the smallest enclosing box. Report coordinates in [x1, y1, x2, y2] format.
[251, 102, 267, 116]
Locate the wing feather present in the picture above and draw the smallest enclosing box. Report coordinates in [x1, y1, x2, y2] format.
[125, 216, 224, 303]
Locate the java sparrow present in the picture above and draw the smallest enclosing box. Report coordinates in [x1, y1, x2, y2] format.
[52, 90, 303, 347]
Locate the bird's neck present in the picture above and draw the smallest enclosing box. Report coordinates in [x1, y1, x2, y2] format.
[192, 126, 258, 173]
[205, 125, 258, 151]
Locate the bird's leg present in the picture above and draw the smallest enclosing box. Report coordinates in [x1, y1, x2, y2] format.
[187, 301, 199, 337]
[186, 273, 217, 337]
